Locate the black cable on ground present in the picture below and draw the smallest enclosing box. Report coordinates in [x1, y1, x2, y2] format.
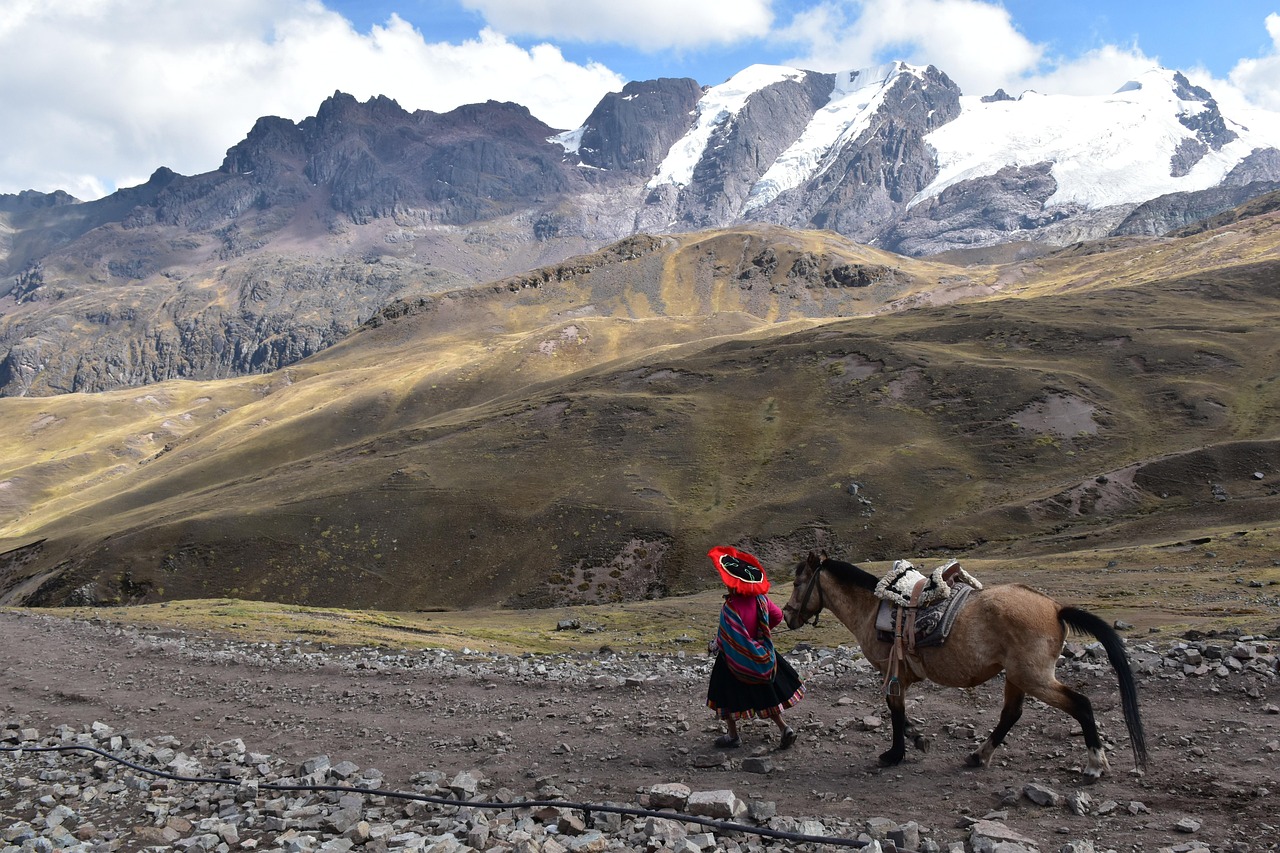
[1, 743, 868, 848]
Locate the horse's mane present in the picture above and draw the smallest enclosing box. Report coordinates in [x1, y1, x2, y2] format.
[820, 557, 879, 592]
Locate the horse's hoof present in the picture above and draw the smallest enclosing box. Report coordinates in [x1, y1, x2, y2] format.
[1081, 768, 1104, 785]
[965, 751, 986, 768]
[878, 750, 905, 767]
[913, 735, 931, 754]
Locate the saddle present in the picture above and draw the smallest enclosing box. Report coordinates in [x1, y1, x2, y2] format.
[873, 559, 982, 694]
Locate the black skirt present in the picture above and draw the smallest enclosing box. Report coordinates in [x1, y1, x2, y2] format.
[706, 651, 805, 720]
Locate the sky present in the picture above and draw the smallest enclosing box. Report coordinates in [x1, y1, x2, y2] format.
[4, 0, 1280, 202]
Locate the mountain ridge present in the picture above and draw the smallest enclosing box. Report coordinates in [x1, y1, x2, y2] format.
[2, 210, 1278, 610]
[5, 60, 1280, 396]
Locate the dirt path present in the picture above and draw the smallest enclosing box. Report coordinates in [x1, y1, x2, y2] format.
[1, 610, 1277, 851]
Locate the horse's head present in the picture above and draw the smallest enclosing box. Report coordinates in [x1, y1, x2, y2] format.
[783, 550, 827, 629]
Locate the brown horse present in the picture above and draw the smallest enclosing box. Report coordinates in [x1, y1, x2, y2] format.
[782, 552, 1147, 780]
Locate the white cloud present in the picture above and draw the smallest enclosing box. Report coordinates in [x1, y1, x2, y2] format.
[779, 0, 1043, 96]
[459, 0, 773, 50]
[1226, 13, 1280, 110]
[777, 0, 1182, 101]
[10, 0, 1279, 205]
[1021, 14, 1280, 112]
[1019, 44, 1159, 98]
[0, 0, 624, 200]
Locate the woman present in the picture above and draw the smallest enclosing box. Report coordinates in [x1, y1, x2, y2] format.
[705, 545, 805, 749]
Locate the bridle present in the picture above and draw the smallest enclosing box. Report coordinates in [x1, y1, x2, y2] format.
[793, 558, 826, 627]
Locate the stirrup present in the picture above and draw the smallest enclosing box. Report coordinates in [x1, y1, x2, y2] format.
[884, 676, 902, 697]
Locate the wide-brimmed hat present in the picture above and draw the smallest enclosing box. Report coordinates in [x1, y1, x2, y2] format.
[708, 545, 770, 595]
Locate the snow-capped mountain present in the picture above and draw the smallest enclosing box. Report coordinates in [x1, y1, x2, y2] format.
[6, 59, 1280, 396]
[921, 69, 1275, 209]
[554, 61, 1280, 252]
[647, 65, 810, 190]
[744, 63, 913, 213]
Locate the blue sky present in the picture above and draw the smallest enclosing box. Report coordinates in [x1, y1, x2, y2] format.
[4, 0, 1280, 201]
[327, 1, 1280, 90]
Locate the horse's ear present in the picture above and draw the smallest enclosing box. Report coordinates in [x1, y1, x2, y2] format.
[806, 551, 822, 568]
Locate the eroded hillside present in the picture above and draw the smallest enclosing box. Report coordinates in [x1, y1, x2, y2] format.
[2, 219, 1278, 610]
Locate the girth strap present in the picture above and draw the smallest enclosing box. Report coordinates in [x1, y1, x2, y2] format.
[884, 577, 927, 695]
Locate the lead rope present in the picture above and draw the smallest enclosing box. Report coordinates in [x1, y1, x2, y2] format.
[803, 563, 824, 628]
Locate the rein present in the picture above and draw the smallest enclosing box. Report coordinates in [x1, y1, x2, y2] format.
[796, 560, 826, 627]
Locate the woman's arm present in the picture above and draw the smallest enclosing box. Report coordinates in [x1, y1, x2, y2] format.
[765, 597, 785, 628]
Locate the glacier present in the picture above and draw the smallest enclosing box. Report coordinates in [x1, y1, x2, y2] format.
[914, 67, 1280, 210]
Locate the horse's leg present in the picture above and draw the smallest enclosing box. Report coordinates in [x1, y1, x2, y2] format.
[1027, 679, 1109, 781]
[967, 680, 1025, 768]
[879, 687, 908, 766]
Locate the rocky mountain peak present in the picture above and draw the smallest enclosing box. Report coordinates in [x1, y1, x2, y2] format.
[736, 62, 961, 239]
[572, 77, 703, 173]
[437, 100, 557, 142]
[0, 188, 81, 212]
[646, 66, 838, 230]
[1171, 70, 1217, 104]
[311, 90, 408, 129]
[1171, 70, 1238, 151]
[220, 115, 307, 177]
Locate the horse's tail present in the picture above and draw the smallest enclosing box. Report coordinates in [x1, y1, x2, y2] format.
[1059, 606, 1149, 771]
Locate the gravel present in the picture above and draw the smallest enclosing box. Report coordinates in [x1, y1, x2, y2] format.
[1, 612, 1277, 853]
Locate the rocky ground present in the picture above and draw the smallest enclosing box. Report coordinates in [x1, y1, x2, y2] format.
[1, 610, 1277, 853]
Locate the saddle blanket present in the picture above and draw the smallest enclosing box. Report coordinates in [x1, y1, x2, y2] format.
[874, 559, 983, 648]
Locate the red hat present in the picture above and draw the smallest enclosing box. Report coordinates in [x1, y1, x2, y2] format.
[708, 545, 770, 595]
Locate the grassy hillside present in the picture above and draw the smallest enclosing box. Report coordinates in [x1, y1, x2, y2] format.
[2, 222, 1278, 612]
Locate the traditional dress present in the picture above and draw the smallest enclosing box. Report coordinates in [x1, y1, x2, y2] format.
[705, 547, 805, 721]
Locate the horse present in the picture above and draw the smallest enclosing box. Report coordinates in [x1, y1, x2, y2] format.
[782, 551, 1148, 780]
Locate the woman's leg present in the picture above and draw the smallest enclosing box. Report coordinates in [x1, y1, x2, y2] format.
[771, 711, 797, 749]
[715, 714, 740, 747]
